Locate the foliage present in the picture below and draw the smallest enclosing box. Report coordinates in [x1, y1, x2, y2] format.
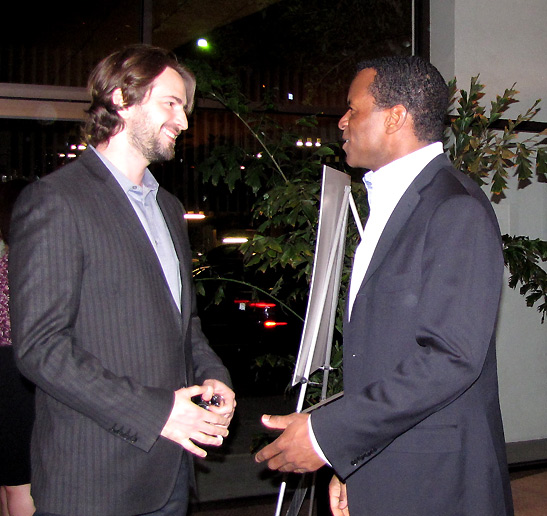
[446, 76, 547, 198]
[446, 77, 547, 321]
[502, 235, 547, 322]
[190, 60, 365, 309]
[192, 69, 547, 403]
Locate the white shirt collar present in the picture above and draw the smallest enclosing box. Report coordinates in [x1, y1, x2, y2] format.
[363, 142, 444, 209]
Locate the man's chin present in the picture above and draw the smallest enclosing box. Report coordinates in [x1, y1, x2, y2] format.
[148, 146, 175, 164]
[344, 155, 357, 168]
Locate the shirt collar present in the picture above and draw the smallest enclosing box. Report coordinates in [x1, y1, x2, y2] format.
[90, 146, 159, 197]
[363, 142, 444, 193]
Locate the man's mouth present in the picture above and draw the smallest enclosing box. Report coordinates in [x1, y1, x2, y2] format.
[162, 127, 178, 142]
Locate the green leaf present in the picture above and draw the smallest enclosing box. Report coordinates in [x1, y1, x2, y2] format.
[537, 148, 547, 181]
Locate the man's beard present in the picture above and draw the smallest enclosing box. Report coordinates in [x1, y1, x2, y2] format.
[127, 109, 175, 164]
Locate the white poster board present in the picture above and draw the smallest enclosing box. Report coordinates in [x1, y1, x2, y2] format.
[292, 165, 351, 386]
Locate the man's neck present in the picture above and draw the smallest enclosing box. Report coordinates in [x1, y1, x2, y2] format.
[95, 136, 148, 186]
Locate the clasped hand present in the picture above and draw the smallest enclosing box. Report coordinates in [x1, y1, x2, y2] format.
[161, 380, 235, 457]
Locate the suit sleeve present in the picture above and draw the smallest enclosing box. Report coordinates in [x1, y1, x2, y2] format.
[310, 194, 504, 480]
[9, 181, 174, 453]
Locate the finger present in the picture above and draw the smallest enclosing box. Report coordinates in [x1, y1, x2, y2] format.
[191, 431, 225, 447]
[181, 438, 207, 458]
[269, 454, 293, 472]
[196, 407, 231, 428]
[261, 414, 289, 430]
[207, 403, 233, 418]
[184, 384, 212, 399]
[329, 477, 342, 515]
[330, 491, 344, 516]
[200, 384, 215, 401]
[339, 482, 348, 509]
[255, 441, 281, 463]
[198, 420, 229, 438]
[202, 380, 233, 403]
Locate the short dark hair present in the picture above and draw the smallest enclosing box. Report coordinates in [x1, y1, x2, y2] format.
[84, 44, 196, 146]
[357, 56, 448, 143]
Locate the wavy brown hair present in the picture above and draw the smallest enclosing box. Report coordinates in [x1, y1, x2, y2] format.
[84, 44, 196, 146]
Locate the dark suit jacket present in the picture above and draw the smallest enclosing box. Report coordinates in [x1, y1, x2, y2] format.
[312, 154, 514, 515]
[9, 150, 230, 516]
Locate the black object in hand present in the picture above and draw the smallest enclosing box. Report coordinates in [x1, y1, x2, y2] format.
[192, 394, 222, 409]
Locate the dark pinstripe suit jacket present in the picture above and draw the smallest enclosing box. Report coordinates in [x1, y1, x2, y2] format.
[9, 150, 230, 516]
[311, 155, 514, 515]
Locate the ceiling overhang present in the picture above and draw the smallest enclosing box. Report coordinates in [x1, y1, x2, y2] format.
[152, 0, 283, 49]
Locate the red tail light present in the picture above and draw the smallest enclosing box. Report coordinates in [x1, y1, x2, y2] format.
[234, 299, 277, 308]
[248, 302, 276, 308]
[263, 320, 288, 328]
[233, 300, 277, 308]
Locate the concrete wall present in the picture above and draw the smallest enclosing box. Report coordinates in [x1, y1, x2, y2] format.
[430, 0, 547, 450]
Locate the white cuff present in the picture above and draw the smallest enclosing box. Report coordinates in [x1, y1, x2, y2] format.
[308, 415, 331, 467]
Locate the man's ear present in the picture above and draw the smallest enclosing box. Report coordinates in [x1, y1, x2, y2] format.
[385, 104, 408, 134]
[112, 88, 126, 112]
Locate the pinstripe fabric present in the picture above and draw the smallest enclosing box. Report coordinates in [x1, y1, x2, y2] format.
[8, 150, 230, 516]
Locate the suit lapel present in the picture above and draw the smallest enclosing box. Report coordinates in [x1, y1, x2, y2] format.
[156, 191, 189, 378]
[81, 151, 181, 314]
[156, 190, 190, 302]
[357, 154, 448, 293]
[360, 186, 421, 291]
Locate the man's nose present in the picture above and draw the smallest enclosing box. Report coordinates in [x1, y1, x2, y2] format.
[175, 108, 189, 132]
[338, 110, 350, 130]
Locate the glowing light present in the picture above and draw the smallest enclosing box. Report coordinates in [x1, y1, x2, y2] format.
[288, 93, 294, 100]
[222, 237, 248, 244]
[296, 137, 322, 147]
[264, 321, 288, 328]
[248, 302, 276, 309]
[184, 211, 206, 220]
[197, 38, 209, 48]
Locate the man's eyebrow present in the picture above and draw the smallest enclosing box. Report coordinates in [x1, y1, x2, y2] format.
[163, 94, 184, 105]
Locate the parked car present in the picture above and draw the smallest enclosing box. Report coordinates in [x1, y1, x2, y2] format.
[194, 244, 303, 396]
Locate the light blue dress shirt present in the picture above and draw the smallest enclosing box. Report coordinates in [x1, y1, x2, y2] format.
[91, 147, 182, 312]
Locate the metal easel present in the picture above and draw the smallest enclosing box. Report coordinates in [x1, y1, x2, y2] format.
[274, 165, 365, 516]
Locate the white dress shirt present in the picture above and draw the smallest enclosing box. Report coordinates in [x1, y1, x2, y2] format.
[309, 141, 445, 464]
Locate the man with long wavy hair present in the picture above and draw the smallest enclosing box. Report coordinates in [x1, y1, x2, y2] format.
[9, 44, 235, 516]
